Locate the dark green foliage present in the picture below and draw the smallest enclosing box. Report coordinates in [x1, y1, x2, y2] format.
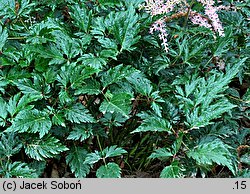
[24, 135, 69, 161]
[187, 138, 237, 175]
[160, 161, 184, 178]
[0, 161, 37, 178]
[64, 103, 95, 124]
[7, 109, 52, 138]
[0, 0, 249, 178]
[67, 124, 93, 142]
[96, 163, 121, 178]
[66, 146, 90, 178]
[131, 112, 172, 133]
[99, 92, 132, 119]
[0, 132, 22, 158]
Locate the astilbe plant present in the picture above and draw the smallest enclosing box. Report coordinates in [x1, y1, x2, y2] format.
[143, 0, 225, 52]
[0, 0, 249, 178]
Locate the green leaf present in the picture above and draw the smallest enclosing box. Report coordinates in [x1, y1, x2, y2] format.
[1, 161, 37, 178]
[98, 38, 118, 50]
[27, 17, 62, 44]
[0, 132, 23, 158]
[17, 0, 35, 17]
[100, 49, 118, 60]
[148, 148, 173, 160]
[0, 76, 8, 94]
[243, 88, 250, 104]
[126, 71, 153, 96]
[66, 146, 90, 178]
[208, 121, 238, 138]
[29, 30, 81, 64]
[6, 109, 52, 138]
[47, 106, 66, 127]
[98, 0, 121, 6]
[91, 5, 140, 52]
[237, 169, 250, 178]
[84, 151, 102, 165]
[7, 93, 36, 117]
[187, 138, 235, 175]
[100, 112, 128, 127]
[102, 145, 127, 158]
[124, 0, 145, 7]
[28, 44, 65, 65]
[51, 30, 82, 59]
[67, 125, 93, 142]
[14, 76, 50, 100]
[99, 92, 132, 118]
[52, 112, 66, 127]
[0, 97, 7, 126]
[131, 112, 171, 133]
[1, 67, 30, 82]
[29, 30, 81, 62]
[65, 65, 100, 90]
[28, 161, 46, 177]
[111, 6, 141, 52]
[75, 79, 101, 95]
[101, 64, 136, 87]
[64, 103, 95, 124]
[14, 78, 43, 98]
[171, 132, 184, 155]
[24, 135, 69, 161]
[69, 5, 92, 33]
[186, 99, 236, 128]
[160, 161, 183, 178]
[150, 91, 164, 117]
[240, 153, 250, 165]
[0, 26, 8, 51]
[57, 63, 96, 91]
[96, 163, 121, 178]
[78, 53, 106, 70]
[176, 58, 247, 129]
[213, 29, 232, 57]
[0, 0, 15, 19]
[58, 89, 73, 105]
[80, 66, 101, 79]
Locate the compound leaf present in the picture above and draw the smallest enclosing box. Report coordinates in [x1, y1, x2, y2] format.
[67, 125, 93, 142]
[126, 71, 153, 96]
[131, 112, 171, 133]
[75, 79, 101, 95]
[78, 53, 106, 70]
[7, 93, 35, 117]
[0, 97, 7, 126]
[66, 146, 90, 178]
[6, 109, 52, 138]
[160, 160, 183, 178]
[64, 103, 95, 124]
[187, 138, 235, 175]
[102, 145, 127, 158]
[69, 5, 92, 33]
[24, 135, 69, 161]
[148, 148, 173, 160]
[0, 132, 23, 158]
[14, 76, 50, 100]
[96, 163, 121, 178]
[111, 6, 140, 52]
[99, 92, 132, 118]
[101, 64, 136, 87]
[1, 161, 37, 178]
[240, 153, 250, 165]
[84, 151, 102, 165]
[176, 58, 247, 129]
[0, 26, 8, 51]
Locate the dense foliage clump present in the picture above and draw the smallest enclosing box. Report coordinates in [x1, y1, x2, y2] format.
[0, 0, 249, 178]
